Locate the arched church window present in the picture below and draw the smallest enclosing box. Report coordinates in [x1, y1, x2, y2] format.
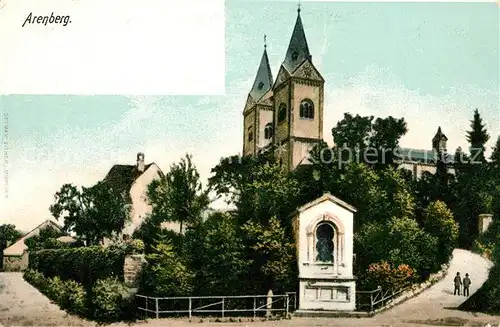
[264, 123, 273, 139]
[300, 99, 314, 119]
[278, 103, 287, 124]
[248, 126, 253, 142]
[315, 223, 334, 263]
[292, 51, 299, 61]
[258, 82, 264, 90]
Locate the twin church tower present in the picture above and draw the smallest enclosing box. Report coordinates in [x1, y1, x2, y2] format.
[242, 6, 324, 171]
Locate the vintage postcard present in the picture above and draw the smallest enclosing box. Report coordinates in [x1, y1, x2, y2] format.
[0, 1, 499, 327]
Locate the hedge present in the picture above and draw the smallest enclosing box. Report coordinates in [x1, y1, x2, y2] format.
[29, 245, 126, 286]
[24, 269, 136, 322]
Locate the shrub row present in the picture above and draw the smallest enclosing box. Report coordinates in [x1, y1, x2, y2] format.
[28, 245, 126, 286]
[24, 269, 135, 322]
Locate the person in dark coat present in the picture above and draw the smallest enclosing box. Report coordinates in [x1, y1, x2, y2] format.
[463, 273, 471, 297]
[453, 272, 462, 295]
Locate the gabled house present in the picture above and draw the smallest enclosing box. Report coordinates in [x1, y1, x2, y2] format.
[101, 153, 180, 238]
[2, 219, 65, 271]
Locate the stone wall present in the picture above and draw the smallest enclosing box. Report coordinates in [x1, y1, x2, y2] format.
[124, 254, 146, 288]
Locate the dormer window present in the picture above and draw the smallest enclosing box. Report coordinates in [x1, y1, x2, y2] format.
[264, 123, 273, 139]
[258, 82, 264, 90]
[292, 51, 299, 61]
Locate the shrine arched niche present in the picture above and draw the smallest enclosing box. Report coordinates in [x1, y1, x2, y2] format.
[305, 213, 345, 268]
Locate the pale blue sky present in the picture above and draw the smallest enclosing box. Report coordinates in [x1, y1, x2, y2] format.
[1, 1, 498, 231]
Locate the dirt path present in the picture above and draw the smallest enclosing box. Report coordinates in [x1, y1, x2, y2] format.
[0, 272, 93, 327]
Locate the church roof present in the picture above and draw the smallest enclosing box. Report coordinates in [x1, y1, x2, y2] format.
[283, 8, 311, 73]
[249, 48, 273, 102]
[397, 148, 454, 164]
[432, 126, 448, 142]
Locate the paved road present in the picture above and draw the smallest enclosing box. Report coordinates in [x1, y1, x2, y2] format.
[0, 249, 498, 327]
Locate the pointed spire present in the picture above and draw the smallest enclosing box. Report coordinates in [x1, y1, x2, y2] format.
[249, 39, 273, 102]
[283, 5, 311, 73]
[433, 126, 448, 142]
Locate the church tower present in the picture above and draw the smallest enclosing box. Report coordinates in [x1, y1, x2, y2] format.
[432, 126, 448, 153]
[242, 38, 275, 157]
[272, 6, 325, 171]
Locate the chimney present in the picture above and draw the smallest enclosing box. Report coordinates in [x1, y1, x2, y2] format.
[137, 152, 145, 172]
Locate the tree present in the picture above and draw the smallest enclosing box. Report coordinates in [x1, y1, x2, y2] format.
[50, 182, 131, 245]
[147, 154, 210, 233]
[370, 116, 408, 166]
[0, 224, 22, 270]
[184, 211, 251, 295]
[466, 108, 490, 164]
[355, 216, 439, 280]
[422, 201, 459, 264]
[332, 113, 374, 152]
[241, 216, 296, 293]
[140, 241, 194, 297]
[491, 136, 500, 168]
[331, 114, 408, 168]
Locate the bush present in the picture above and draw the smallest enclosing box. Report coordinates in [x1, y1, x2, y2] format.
[91, 277, 133, 321]
[24, 269, 132, 321]
[29, 245, 125, 286]
[140, 241, 194, 297]
[363, 261, 416, 291]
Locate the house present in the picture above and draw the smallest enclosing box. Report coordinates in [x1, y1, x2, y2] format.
[2, 219, 65, 271]
[101, 152, 180, 238]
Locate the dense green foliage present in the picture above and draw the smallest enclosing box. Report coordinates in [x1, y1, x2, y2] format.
[24, 269, 134, 322]
[28, 245, 126, 286]
[23, 107, 497, 317]
[50, 181, 131, 245]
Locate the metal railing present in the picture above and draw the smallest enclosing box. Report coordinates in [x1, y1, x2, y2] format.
[356, 284, 412, 312]
[136, 292, 297, 319]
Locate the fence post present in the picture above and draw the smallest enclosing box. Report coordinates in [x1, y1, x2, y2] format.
[189, 297, 192, 319]
[285, 294, 289, 318]
[145, 296, 148, 319]
[253, 297, 256, 318]
[155, 298, 159, 319]
[370, 292, 374, 312]
[222, 298, 225, 318]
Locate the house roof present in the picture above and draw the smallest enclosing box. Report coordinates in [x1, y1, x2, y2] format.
[102, 163, 156, 199]
[289, 193, 357, 219]
[3, 220, 63, 256]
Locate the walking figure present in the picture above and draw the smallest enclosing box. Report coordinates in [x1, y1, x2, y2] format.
[463, 273, 471, 297]
[453, 272, 462, 295]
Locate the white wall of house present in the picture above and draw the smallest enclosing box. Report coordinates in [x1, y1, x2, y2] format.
[124, 163, 181, 236]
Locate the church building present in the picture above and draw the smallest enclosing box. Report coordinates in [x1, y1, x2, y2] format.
[242, 6, 453, 180]
[242, 6, 324, 172]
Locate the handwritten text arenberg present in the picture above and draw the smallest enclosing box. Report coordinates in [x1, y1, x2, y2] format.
[22, 12, 71, 27]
